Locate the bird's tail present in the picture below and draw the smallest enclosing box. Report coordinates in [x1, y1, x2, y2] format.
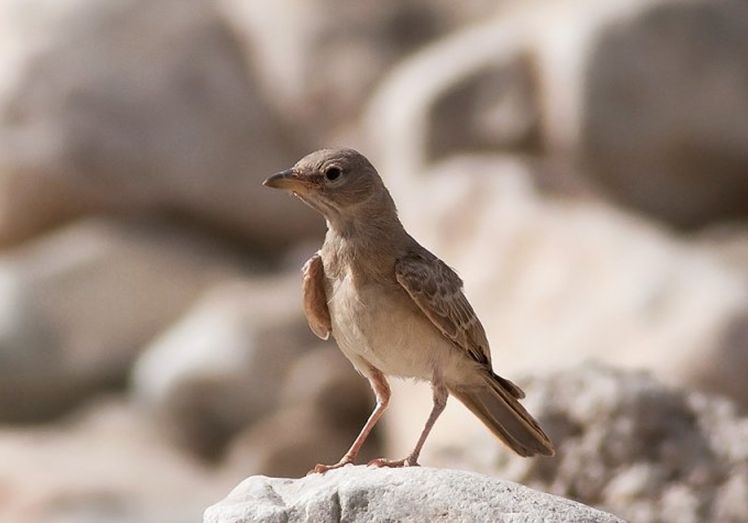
[448, 371, 555, 457]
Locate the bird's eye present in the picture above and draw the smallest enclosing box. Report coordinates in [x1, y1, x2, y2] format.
[325, 166, 342, 182]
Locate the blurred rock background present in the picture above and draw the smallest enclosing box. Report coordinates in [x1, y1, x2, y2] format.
[0, 0, 746, 522]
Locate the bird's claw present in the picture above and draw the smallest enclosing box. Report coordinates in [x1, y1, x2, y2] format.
[367, 456, 419, 468]
[308, 456, 355, 475]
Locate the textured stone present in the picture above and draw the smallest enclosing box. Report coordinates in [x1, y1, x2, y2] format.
[222, 0, 502, 142]
[223, 347, 379, 478]
[0, 0, 317, 249]
[367, 0, 748, 228]
[579, 0, 748, 228]
[204, 466, 625, 523]
[0, 399, 232, 523]
[132, 275, 320, 458]
[0, 218, 244, 421]
[423, 365, 748, 523]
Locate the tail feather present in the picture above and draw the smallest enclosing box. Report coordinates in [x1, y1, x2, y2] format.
[449, 372, 555, 457]
[493, 372, 525, 399]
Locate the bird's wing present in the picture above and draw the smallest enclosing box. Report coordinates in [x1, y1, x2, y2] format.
[395, 251, 492, 367]
[302, 253, 331, 340]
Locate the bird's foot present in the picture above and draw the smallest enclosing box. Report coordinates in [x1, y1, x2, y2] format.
[367, 456, 419, 468]
[308, 455, 356, 475]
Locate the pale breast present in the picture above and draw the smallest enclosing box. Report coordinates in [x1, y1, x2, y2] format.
[326, 268, 462, 381]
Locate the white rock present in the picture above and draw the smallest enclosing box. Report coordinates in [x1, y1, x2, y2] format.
[424, 364, 748, 523]
[367, 0, 748, 228]
[223, 347, 379, 478]
[204, 466, 625, 523]
[0, 399, 232, 523]
[0, 218, 243, 421]
[0, 0, 318, 249]
[221, 0, 502, 141]
[132, 274, 321, 457]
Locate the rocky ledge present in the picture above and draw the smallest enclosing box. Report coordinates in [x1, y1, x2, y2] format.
[204, 465, 624, 523]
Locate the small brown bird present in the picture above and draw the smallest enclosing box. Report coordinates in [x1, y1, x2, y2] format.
[263, 148, 554, 473]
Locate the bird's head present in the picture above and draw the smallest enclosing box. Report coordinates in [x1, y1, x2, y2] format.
[263, 148, 392, 222]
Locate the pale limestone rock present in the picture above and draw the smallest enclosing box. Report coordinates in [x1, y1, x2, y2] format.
[132, 275, 319, 458]
[223, 347, 379, 478]
[424, 365, 748, 523]
[0, 0, 317, 249]
[0, 218, 244, 421]
[204, 466, 625, 523]
[367, 0, 748, 228]
[0, 399, 232, 523]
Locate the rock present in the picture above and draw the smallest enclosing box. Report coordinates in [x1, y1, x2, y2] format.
[132, 274, 321, 459]
[422, 364, 748, 523]
[578, 0, 748, 228]
[278, 346, 373, 428]
[0, 398, 233, 523]
[223, 405, 366, 480]
[367, 0, 748, 229]
[696, 224, 748, 281]
[0, 218, 244, 422]
[0, 0, 318, 249]
[222, 0, 502, 141]
[204, 466, 625, 523]
[223, 347, 379, 477]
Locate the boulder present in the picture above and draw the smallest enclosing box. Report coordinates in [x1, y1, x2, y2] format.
[0, 0, 318, 249]
[278, 346, 373, 429]
[423, 365, 748, 523]
[221, 0, 502, 142]
[0, 399, 232, 523]
[223, 347, 379, 477]
[578, 0, 748, 228]
[222, 405, 367, 480]
[0, 218, 245, 421]
[204, 466, 625, 523]
[132, 274, 322, 459]
[367, 0, 748, 228]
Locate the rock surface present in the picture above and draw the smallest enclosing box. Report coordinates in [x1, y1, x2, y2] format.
[422, 365, 748, 523]
[132, 275, 319, 458]
[367, 0, 748, 229]
[0, 218, 246, 421]
[0, 0, 318, 249]
[204, 466, 625, 523]
[222, 0, 503, 142]
[223, 347, 379, 478]
[578, 0, 748, 228]
[0, 399, 233, 523]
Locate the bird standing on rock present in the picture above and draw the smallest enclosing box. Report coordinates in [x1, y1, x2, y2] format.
[263, 148, 554, 473]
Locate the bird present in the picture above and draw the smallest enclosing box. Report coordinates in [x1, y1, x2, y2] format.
[263, 148, 554, 473]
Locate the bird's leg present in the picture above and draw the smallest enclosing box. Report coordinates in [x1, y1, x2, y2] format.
[369, 373, 448, 468]
[310, 367, 390, 474]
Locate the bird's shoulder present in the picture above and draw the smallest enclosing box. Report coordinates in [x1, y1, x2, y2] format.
[396, 245, 462, 288]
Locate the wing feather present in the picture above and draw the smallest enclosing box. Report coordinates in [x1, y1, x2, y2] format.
[395, 252, 491, 366]
[302, 253, 331, 340]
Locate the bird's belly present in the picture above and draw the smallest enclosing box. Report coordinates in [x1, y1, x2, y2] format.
[328, 275, 454, 380]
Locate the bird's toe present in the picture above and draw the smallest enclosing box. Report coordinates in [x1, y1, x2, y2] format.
[308, 456, 355, 475]
[367, 457, 419, 468]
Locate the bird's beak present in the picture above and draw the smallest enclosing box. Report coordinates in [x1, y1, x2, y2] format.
[262, 168, 305, 191]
